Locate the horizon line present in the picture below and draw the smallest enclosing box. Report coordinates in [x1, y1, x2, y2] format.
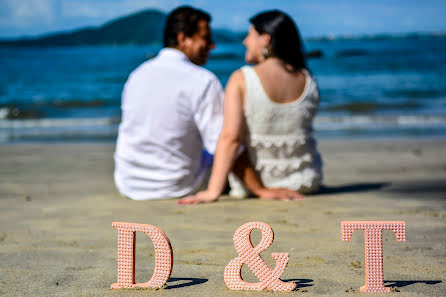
[1, 7, 445, 41]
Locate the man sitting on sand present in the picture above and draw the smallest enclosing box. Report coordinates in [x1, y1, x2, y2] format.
[114, 6, 301, 201]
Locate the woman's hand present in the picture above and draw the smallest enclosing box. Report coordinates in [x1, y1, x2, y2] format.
[256, 188, 304, 201]
[177, 190, 220, 205]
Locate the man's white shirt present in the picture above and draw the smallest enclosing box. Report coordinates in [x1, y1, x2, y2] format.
[114, 48, 224, 200]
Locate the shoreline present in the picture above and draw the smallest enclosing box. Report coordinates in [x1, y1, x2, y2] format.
[0, 139, 445, 296]
[1, 134, 446, 146]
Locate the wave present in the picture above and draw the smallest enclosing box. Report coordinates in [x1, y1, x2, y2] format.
[323, 101, 421, 113]
[209, 52, 244, 60]
[0, 106, 44, 119]
[47, 99, 108, 108]
[1, 115, 445, 143]
[0, 117, 119, 128]
[306, 32, 446, 42]
[315, 115, 446, 130]
[0, 117, 120, 142]
[0, 108, 8, 119]
[333, 48, 420, 58]
[336, 49, 369, 57]
[385, 89, 442, 99]
[2, 114, 445, 130]
[0, 99, 115, 119]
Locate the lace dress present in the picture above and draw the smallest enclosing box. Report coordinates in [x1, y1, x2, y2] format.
[229, 65, 323, 197]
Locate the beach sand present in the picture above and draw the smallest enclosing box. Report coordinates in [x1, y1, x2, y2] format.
[0, 139, 445, 296]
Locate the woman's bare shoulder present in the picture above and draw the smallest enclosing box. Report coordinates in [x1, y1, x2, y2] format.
[226, 69, 246, 92]
[224, 68, 247, 103]
[229, 68, 245, 84]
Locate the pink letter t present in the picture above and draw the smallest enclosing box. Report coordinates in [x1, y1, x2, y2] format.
[341, 221, 406, 292]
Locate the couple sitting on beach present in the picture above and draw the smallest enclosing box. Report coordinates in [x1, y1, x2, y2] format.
[114, 6, 322, 204]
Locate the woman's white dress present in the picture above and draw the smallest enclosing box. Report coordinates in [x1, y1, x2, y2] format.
[229, 65, 323, 197]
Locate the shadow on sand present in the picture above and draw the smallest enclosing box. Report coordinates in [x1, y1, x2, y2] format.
[166, 277, 208, 289]
[317, 179, 446, 200]
[317, 182, 389, 195]
[385, 280, 442, 287]
[282, 278, 314, 290]
[382, 179, 446, 200]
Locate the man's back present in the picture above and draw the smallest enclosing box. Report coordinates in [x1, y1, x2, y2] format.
[114, 48, 224, 200]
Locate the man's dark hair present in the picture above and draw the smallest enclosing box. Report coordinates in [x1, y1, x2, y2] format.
[163, 6, 211, 48]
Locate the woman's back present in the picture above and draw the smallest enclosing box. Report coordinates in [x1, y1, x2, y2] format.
[254, 59, 307, 104]
[229, 64, 323, 197]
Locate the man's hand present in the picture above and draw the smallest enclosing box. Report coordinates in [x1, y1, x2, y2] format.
[177, 190, 220, 205]
[256, 188, 305, 201]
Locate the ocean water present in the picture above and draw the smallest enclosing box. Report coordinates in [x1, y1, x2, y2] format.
[1, 36, 445, 143]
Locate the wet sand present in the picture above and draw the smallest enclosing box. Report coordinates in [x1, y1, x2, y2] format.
[0, 139, 445, 296]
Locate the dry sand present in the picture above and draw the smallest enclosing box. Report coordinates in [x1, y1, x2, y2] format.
[0, 139, 445, 296]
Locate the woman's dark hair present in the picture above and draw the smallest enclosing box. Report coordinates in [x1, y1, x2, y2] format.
[163, 6, 211, 48]
[250, 10, 307, 72]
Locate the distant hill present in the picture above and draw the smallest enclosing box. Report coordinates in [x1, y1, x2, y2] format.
[1, 8, 444, 48]
[0, 9, 244, 47]
[0, 9, 166, 46]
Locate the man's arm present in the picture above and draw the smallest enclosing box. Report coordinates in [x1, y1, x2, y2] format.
[193, 76, 225, 154]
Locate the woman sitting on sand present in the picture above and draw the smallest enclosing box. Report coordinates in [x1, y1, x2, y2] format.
[178, 10, 322, 204]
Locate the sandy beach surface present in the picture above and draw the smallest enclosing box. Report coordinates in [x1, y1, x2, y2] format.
[0, 139, 445, 296]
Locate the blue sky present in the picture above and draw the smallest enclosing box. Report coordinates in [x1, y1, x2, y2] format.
[1, 0, 445, 38]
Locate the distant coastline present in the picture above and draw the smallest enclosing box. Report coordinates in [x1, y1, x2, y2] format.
[0, 8, 444, 47]
[0, 9, 244, 47]
[306, 31, 446, 42]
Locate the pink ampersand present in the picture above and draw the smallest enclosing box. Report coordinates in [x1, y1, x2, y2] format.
[224, 222, 296, 292]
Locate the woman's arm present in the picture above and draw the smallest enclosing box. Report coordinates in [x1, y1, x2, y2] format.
[177, 69, 304, 205]
[177, 70, 245, 204]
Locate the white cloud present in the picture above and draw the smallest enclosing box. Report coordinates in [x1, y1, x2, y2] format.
[0, 0, 58, 27]
[58, 0, 182, 30]
[1, 0, 445, 38]
[62, 0, 178, 19]
[0, 0, 176, 37]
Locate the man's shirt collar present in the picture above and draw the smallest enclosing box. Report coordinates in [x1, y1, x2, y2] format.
[158, 47, 190, 63]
